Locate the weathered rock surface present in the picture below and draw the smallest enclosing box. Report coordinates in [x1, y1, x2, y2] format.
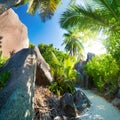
[74, 90, 91, 111]
[86, 52, 95, 62]
[0, 47, 53, 120]
[116, 77, 120, 98]
[59, 93, 76, 117]
[0, 48, 37, 120]
[0, 0, 22, 14]
[34, 46, 53, 86]
[112, 98, 120, 108]
[74, 52, 95, 89]
[0, 8, 29, 57]
[34, 87, 91, 120]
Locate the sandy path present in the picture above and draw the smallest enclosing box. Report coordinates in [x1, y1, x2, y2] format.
[76, 89, 120, 120]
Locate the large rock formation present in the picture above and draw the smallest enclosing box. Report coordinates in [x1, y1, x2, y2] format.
[0, 0, 22, 14]
[34, 87, 91, 120]
[34, 46, 53, 86]
[75, 52, 95, 89]
[0, 8, 29, 57]
[0, 48, 37, 120]
[0, 48, 53, 120]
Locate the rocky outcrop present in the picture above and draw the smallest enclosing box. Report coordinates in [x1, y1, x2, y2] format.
[59, 93, 76, 117]
[34, 87, 91, 120]
[116, 77, 120, 98]
[0, 48, 53, 120]
[74, 90, 91, 111]
[86, 52, 95, 62]
[112, 98, 120, 106]
[0, 48, 37, 120]
[34, 47, 53, 86]
[0, 0, 22, 14]
[59, 91, 90, 118]
[75, 52, 95, 89]
[0, 8, 29, 57]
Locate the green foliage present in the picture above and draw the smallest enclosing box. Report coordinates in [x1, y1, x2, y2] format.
[38, 43, 78, 95]
[0, 51, 8, 68]
[29, 43, 35, 49]
[0, 52, 10, 90]
[49, 80, 75, 96]
[59, 0, 120, 94]
[62, 28, 84, 57]
[60, 0, 120, 33]
[105, 35, 120, 68]
[85, 54, 119, 93]
[16, 0, 61, 22]
[60, 0, 120, 68]
[0, 71, 10, 90]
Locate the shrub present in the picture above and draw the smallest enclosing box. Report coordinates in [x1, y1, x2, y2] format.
[38, 44, 78, 95]
[0, 51, 8, 68]
[49, 80, 75, 96]
[85, 54, 119, 93]
[0, 51, 10, 90]
[0, 71, 10, 90]
[29, 43, 35, 49]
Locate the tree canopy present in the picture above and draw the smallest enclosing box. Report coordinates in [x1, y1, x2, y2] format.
[60, 0, 120, 67]
[0, 0, 61, 21]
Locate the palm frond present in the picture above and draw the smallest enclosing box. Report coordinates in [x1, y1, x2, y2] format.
[27, 0, 39, 14]
[39, 0, 61, 21]
[98, 0, 119, 21]
[27, 0, 61, 21]
[60, 4, 107, 29]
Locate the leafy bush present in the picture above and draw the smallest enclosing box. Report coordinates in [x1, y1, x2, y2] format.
[38, 44, 78, 95]
[105, 35, 120, 68]
[0, 51, 10, 90]
[0, 71, 10, 90]
[29, 43, 35, 49]
[0, 51, 8, 68]
[85, 54, 119, 93]
[49, 80, 75, 96]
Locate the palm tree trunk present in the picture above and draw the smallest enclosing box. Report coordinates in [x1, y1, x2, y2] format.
[0, 0, 22, 15]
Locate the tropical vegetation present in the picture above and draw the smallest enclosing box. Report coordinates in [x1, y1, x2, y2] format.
[1, 0, 120, 96]
[38, 43, 79, 95]
[62, 28, 84, 58]
[85, 54, 119, 93]
[1, 0, 61, 22]
[0, 71, 10, 90]
[0, 51, 10, 90]
[59, 0, 120, 94]
[0, 51, 8, 68]
[60, 0, 120, 65]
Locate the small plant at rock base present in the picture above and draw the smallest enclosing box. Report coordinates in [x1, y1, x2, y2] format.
[0, 51, 8, 68]
[0, 71, 10, 90]
[29, 43, 35, 49]
[48, 80, 75, 96]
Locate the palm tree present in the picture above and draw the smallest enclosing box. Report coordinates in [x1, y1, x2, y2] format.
[0, 0, 61, 21]
[60, 0, 120, 34]
[60, 0, 120, 65]
[62, 28, 84, 57]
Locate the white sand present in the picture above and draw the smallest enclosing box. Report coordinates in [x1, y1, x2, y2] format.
[76, 89, 120, 120]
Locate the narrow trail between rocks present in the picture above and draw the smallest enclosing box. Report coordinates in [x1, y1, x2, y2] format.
[77, 89, 120, 120]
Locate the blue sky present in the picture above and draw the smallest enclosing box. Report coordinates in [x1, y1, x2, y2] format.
[13, 0, 106, 56]
[13, 1, 70, 50]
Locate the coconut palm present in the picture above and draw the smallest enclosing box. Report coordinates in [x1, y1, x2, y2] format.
[62, 28, 84, 57]
[60, 0, 120, 34]
[0, 0, 61, 21]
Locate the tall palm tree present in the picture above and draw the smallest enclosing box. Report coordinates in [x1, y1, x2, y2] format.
[0, 0, 61, 21]
[62, 28, 84, 57]
[60, 0, 120, 34]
